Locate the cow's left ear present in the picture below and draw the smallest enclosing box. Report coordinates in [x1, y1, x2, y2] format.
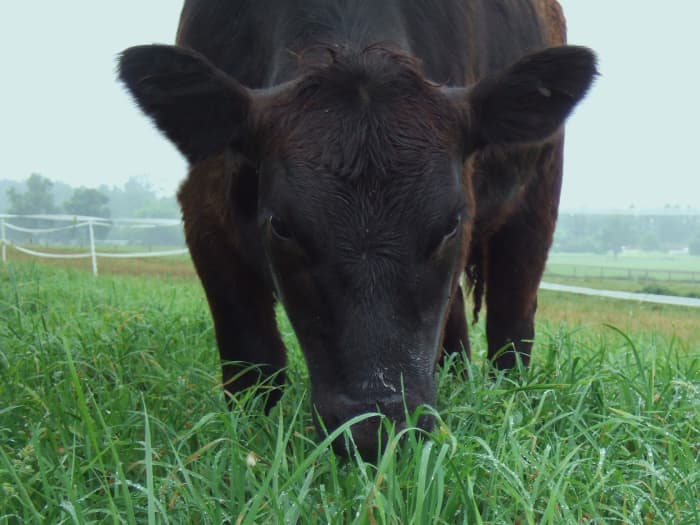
[450, 45, 597, 151]
[118, 44, 254, 164]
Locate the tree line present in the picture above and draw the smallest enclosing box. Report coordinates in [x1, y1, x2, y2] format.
[1, 174, 183, 246]
[1, 173, 179, 219]
[2, 174, 698, 254]
[553, 212, 700, 255]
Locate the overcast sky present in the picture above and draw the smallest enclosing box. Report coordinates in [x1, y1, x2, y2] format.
[1, 1, 698, 209]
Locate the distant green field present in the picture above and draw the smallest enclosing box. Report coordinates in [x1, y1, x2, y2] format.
[548, 252, 700, 272]
[545, 252, 700, 298]
[1, 261, 699, 523]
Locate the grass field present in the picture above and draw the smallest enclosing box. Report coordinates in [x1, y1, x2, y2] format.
[1, 260, 699, 523]
[547, 252, 700, 273]
[545, 252, 700, 299]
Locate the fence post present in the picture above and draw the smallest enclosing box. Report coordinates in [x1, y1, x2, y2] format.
[88, 220, 98, 276]
[1, 218, 6, 263]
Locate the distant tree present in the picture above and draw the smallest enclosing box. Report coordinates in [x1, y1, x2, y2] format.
[133, 198, 180, 219]
[5, 174, 60, 243]
[62, 187, 112, 242]
[598, 219, 630, 256]
[63, 187, 111, 218]
[53, 180, 74, 208]
[123, 177, 157, 211]
[0, 180, 22, 213]
[7, 173, 58, 215]
[98, 176, 179, 218]
[554, 212, 700, 254]
[639, 232, 662, 252]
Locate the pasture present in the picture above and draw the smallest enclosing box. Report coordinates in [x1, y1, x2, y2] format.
[545, 252, 700, 299]
[1, 260, 699, 523]
[548, 252, 700, 273]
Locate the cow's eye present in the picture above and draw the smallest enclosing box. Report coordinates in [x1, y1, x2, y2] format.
[429, 214, 462, 257]
[269, 216, 293, 240]
[443, 215, 461, 242]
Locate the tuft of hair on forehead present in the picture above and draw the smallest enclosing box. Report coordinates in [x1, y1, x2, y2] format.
[291, 44, 442, 111]
[267, 45, 459, 181]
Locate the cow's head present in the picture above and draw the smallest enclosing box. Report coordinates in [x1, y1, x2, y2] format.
[119, 44, 595, 458]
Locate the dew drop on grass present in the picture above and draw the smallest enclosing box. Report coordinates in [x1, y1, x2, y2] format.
[597, 447, 607, 472]
[633, 498, 643, 516]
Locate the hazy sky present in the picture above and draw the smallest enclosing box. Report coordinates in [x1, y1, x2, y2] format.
[1, 1, 698, 209]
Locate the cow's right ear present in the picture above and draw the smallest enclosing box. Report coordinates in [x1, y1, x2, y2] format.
[118, 44, 253, 164]
[448, 45, 597, 152]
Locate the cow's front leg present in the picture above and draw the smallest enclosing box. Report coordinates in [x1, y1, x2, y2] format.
[480, 139, 563, 369]
[484, 204, 555, 369]
[199, 257, 287, 410]
[485, 224, 542, 368]
[180, 192, 286, 410]
[178, 158, 286, 409]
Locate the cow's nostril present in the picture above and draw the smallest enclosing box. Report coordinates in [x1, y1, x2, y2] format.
[375, 394, 407, 417]
[316, 394, 436, 460]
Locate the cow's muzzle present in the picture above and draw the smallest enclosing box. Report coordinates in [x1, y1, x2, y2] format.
[314, 393, 435, 460]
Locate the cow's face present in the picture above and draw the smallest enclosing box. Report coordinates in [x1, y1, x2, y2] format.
[257, 157, 467, 455]
[253, 58, 471, 454]
[119, 44, 596, 457]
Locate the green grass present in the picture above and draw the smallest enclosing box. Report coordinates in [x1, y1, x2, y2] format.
[537, 290, 700, 348]
[1, 262, 699, 523]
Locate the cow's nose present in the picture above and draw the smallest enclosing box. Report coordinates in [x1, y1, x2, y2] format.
[319, 394, 435, 460]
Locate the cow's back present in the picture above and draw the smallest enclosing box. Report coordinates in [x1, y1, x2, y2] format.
[175, 0, 565, 88]
[176, 0, 285, 87]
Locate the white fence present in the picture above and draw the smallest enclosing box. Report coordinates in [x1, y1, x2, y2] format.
[0, 214, 188, 276]
[2, 214, 699, 309]
[540, 281, 700, 308]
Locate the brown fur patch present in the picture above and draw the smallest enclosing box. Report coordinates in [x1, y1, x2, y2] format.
[177, 154, 239, 251]
[533, 0, 567, 46]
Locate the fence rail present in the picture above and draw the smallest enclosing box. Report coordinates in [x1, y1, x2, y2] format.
[545, 263, 700, 283]
[540, 282, 700, 308]
[3, 215, 700, 308]
[0, 214, 187, 275]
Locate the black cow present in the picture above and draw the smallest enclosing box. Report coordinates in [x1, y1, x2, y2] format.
[119, 0, 595, 458]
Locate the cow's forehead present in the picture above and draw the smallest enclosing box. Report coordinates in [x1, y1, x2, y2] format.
[272, 104, 458, 193]
[265, 48, 459, 163]
[272, 149, 463, 236]
[260, 48, 464, 223]
[277, 134, 457, 188]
